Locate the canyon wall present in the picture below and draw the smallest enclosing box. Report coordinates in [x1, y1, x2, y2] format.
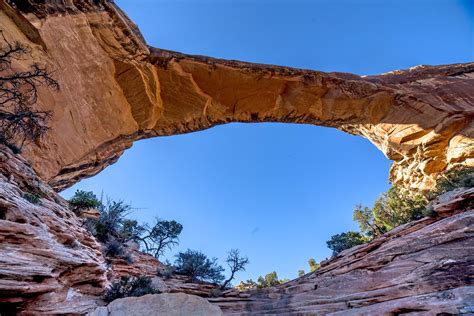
[212, 190, 474, 314]
[0, 0, 473, 314]
[0, 146, 106, 314]
[1, 147, 472, 314]
[0, 0, 472, 192]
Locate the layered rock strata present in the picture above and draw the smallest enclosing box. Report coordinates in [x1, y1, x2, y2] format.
[3, 142, 472, 314]
[0, 0, 472, 191]
[0, 0, 473, 315]
[0, 146, 106, 314]
[211, 189, 474, 315]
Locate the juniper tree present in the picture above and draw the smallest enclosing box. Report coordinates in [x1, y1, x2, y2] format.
[0, 31, 58, 152]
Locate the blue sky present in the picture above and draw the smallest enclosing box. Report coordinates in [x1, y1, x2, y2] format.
[62, 0, 473, 283]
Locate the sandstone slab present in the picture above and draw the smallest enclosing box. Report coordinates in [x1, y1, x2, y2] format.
[89, 293, 223, 316]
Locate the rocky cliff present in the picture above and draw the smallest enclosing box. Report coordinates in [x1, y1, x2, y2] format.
[1, 148, 472, 314]
[0, 146, 106, 314]
[211, 189, 474, 315]
[0, 0, 472, 191]
[0, 0, 473, 315]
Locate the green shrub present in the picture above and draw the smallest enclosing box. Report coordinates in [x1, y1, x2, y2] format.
[104, 240, 132, 263]
[104, 276, 159, 303]
[256, 271, 288, 288]
[94, 200, 131, 242]
[353, 186, 427, 239]
[22, 192, 41, 205]
[428, 166, 474, 200]
[174, 249, 225, 284]
[326, 231, 368, 256]
[68, 190, 100, 215]
[157, 264, 176, 280]
[308, 258, 320, 272]
[235, 279, 258, 291]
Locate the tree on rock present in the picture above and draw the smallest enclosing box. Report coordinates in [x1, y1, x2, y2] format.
[140, 218, 183, 259]
[326, 231, 367, 256]
[308, 258, 320, 272]
[257, 271, 288, 288]
[175, 249, 225, 284]
[221, 249, 249, 289]
[0, 31, 59, 152]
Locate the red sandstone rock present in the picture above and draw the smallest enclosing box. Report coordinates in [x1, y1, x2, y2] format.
[0, 1, 472, 315]
[0, 146, 107, 314]
[0, 0, 472, 191]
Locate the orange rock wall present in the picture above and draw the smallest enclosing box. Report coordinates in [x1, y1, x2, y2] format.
[0, 0, 472, 191]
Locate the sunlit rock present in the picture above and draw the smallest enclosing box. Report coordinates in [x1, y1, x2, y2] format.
[0, 0, 471, 191]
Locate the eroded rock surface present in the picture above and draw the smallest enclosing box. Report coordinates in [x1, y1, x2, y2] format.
[0, 1, 473, 315]
[0, 146, 106, 314]
[89, 293, 223, 316]
[1, 148, 472, 314]
[210, 190, 474, 315]
[0, 0, 472, 191]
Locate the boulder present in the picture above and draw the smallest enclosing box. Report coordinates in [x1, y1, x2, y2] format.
[89, 293, 223, 316]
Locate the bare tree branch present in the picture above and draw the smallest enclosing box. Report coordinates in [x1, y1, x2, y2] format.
[0, 30, 59, 152]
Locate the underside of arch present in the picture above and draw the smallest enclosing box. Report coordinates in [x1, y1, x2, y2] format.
[0, 0, 472, 191]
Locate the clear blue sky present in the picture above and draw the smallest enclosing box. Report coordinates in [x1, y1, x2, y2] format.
[62, 0, 473, 283]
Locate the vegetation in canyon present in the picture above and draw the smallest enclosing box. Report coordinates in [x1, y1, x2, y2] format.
[68, 165, 473, 300]
[326, 166, 473, 255]
[104, 276, 160, 303]
[68, 190, 249, 300]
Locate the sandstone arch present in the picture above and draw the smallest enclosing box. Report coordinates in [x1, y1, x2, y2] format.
[0, 1, 473, 315]
[1, 0, 472, 191]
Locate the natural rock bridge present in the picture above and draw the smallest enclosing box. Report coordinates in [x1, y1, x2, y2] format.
[0, 0, 473, 315]
[1, 0, 472, 191]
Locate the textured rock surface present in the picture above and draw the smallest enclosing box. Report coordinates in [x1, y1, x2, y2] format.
[89, 293, 223, 316]
[110, 249, 220, 297]
[0, 0, 472, 191]
[1, 148, 472, 315]
[0, 146, 107, 314]
[0, 1, 473, 315]
[210, 190, 474, 315]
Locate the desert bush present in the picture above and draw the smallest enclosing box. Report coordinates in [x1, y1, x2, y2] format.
[308, 258, 320, 272]
[94, 200, 131, 242]
[68, 190, 100, 215]
[76, 193, 183, 264]
[235, 279, 258, 291]
[298, 258, 321, 276]
[428, 166, 474, 200]
[174, 249, 225, 284]
[210, 287, 222, 297]
[326, 231, 367, 256]
[139, 218, 183, 259]
[105, 240, 125, 258]
[157, 264, 176, 280]
[22, 192, 41, 205]
[104, 276, 159, 303]
[353, 186, 427, 239]
[256, 271, 289, 288]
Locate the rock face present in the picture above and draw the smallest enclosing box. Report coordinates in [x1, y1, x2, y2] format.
[1, 148, 472, 314]
[0, 0, 472, 191]
[0, 146, 106, 314]
[211, 192, 474, 315]
[0, 1, 473, 315]
[89, 293, 223, 316]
